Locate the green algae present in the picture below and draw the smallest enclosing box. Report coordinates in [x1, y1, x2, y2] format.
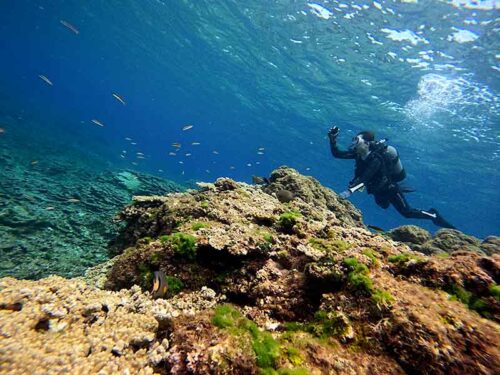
[308, 238, 350, 254]
[263, 232, 274, 244]
[285, 347, 302, 366]
[200, 200, 209, 208]
[343, 257, 372, 294]
[362, 248, 379, 267]
[278, 211, 301, 232]
[371, 289, 395, 307]
[191, 221, 208, 231]
[388, 253, 423, 264]
[489, 284, 500, 301]
[138, 263, 154, 286]
[445, 282, 494, 318]
[212, 304, 281, 371]
[165, 275, 184, 295]
[160, 232, 197, 260]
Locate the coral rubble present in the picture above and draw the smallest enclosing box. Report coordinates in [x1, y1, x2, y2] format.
[1, 167, 499, 374]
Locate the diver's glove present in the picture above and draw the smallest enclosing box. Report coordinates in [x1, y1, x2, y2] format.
[339, 189, 352, 199]
[328, 126, 340, 142]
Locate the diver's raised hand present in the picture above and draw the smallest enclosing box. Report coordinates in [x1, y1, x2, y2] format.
[328, 126, 340, 141]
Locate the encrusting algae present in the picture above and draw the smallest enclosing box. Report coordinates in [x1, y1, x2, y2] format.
[0, 166, 499, 374]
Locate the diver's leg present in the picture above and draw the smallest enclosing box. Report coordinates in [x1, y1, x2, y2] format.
[389, 190, 456, 229]
[375, 194, 390, 209]
[389, 190, 434, 220]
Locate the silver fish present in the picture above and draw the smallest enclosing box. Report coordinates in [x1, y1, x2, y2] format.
[38, 75, 53, 86]
[113, 93, 126, 105]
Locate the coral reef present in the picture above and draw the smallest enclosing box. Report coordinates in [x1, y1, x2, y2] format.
[1, 167, 499, 374]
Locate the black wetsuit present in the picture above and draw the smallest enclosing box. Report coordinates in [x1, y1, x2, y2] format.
[329, 139, 452, 225]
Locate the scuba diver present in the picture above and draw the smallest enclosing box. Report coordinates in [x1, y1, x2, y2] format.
[328, 126, 455, 229]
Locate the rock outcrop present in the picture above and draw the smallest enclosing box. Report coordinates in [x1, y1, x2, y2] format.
[390, 225, 500, 256]
[1, 167, 499, 374]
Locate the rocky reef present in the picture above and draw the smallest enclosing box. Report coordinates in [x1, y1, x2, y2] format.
[0, 139, 184, 279]
[1, 167, 499, 374]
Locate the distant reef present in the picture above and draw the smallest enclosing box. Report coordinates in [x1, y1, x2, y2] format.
[0, 143, 184, 278]
[0, 167, 498, 374]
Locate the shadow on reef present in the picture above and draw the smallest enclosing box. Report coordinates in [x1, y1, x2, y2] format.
[1, 167, 499, 374]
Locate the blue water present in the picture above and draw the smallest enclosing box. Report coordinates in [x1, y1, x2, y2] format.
[0, 0, 498, 248]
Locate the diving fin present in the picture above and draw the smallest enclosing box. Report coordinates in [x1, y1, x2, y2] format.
[428, 208, 456, 229]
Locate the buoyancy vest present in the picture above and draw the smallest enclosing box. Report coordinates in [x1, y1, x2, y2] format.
[370, 140, 406, 183]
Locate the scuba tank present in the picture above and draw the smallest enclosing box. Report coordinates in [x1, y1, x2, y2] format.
[371, 139, 406, 183]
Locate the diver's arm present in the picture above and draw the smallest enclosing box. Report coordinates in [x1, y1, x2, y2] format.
[349, 156, 382, 187]
[330, 139, 356, 159]
[328, 126, 356, 159]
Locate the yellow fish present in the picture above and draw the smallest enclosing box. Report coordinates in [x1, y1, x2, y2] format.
[112, 93, 126, 105]
[38, 75, 53, 86]
[182, 124, 193, 131]
[60, 20, 79, 34]
[151, 271, 169, 298]
[91, 119, 104, 127]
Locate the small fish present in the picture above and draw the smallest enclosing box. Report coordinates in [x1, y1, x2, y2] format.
[125, 137, 132, 141]
[179, 161, 184, 164]
[38, 75, 53, 86]
[122, 150, 127, 154]
[46, 206, 55, 211]
[256, 162, 261, 165]
[60, 20, 79, 34]
[368, 225, 386, 233]
[151, 270, 169, 298]
[229, 166, 235, 170]
[168, 152, 176, 156]
[0, 128, 5, 134]
[172, 143, 181, 148]
[136, 152, 144, 156]
[252, 176, 270, 185]
[137, 155, 145, 159]
[258, 147, 265, 151]
[67, 198, 80, 203]
[246, 163, 252, 167]
[112, 93, 126, 105]
[276, 189, 294, 203]
[91, 119, 104, 127]
[185, 153, 191, 157]
[257, 151, 264, 155]
[306, 167, 311, 171]
[158, 169, 164, 172]
[181, 170, 185, 175]
[212, 150, 219, 155]
[191, 142, 200, 146]
[31, 160, 38, 165]
[131, 142, 137, 145]
[182, 124, 193, 131]
[205, 169, 210, 173]
[132, 162, 138, 166]
[120, 155, 125, 158]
